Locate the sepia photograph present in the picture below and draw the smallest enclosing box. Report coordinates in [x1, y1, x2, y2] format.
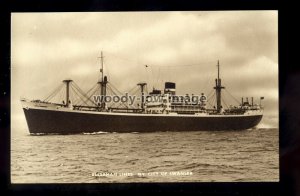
[11, 11, 278, 183]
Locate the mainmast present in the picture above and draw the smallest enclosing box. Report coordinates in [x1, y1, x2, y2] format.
[214, 60, 225, 113]
[100, 51, 104, 84]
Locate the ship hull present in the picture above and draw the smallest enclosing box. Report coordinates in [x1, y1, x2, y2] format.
[23, 107, 263, 134]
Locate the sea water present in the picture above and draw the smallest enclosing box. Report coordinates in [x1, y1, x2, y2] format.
[11, 128, 279, 183]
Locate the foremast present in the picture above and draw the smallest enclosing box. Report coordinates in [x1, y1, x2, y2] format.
[98, 51, 108, 109]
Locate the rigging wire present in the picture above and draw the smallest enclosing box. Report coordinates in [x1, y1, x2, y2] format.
[70, 85, 92, 106]
[206, 93, 215, 108]
[107, 86, 129, 108]
[114, 99, 133, 109]
[150, 66, 155, 88]
[85, 86, 99, 105]
[72, 82, 89, 97]
[144, 65, 150, 87]
[71, 82, 96, 106]
[104, 51, 217, 69]
[107, 87, 118, 108]
[80, 84, 98, 104]
[109, 83, 124, 95]
[148, 64, 201, 68]
[109, 87, 131, 107]
[206, 89, 214, 100]
[221, 96, 229, 109]
[131, 86, 141, 96]
[85, 83, 99, 96]
[206, 89, 215, 105]
[127, 85, 139, 95]
[73, 82, 97, 105]
[107, 85, 118, 96]
[224, 88, 241, 105]
[58, 86, 65, 105]
[43, 84, 64, 102]
[107, 85, 135, 109]
[105, 51, 138, 64]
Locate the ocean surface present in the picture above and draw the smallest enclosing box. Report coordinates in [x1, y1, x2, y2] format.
[11, 127, 279, 183]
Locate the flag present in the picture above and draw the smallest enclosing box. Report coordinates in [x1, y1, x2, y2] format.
[260, 97, 264, 100]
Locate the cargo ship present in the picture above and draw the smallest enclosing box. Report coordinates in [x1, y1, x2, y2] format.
[21, 52, 263, 134]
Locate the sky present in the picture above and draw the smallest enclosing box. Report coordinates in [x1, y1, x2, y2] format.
[11, 11, 278, 129]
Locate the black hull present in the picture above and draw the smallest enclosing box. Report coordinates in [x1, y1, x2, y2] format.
[23, 108, 263, 134]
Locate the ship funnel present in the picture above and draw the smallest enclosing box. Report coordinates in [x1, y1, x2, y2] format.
[164, 82, 176, 95]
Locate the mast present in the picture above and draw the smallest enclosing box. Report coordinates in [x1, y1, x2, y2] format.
[218, 59, 220, 80]
[137, 82, 147, 111]
[98, 51, 104, 96]
[101, 51, 104, 84]
[213, 60, 225, 113]
[63, 79, 73, 107]
[98, 51, 108, 109]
